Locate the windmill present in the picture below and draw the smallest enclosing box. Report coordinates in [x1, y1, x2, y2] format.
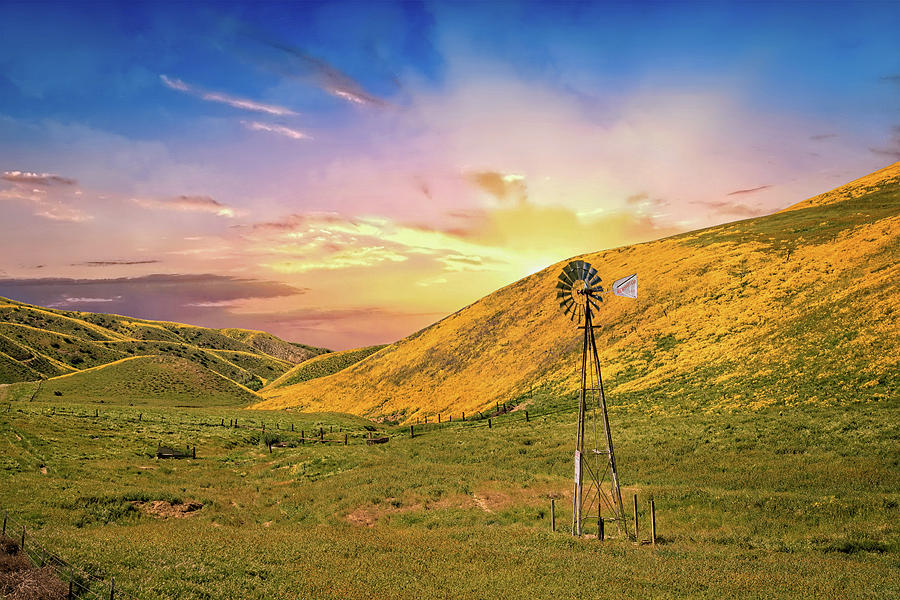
[556, 260, 636, 537]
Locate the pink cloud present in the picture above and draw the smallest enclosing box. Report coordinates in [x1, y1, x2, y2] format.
[133, 195, 237, 218]
[160, 75, 297, 116]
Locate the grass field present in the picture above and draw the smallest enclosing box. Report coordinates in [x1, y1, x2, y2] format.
[1, 165, 897, 598]
[0, 389, 896, 598]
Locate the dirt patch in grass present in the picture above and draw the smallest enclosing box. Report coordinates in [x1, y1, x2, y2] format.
[132, 500, 203, 518]
[0, 535, 67, 600]
[0, 566, 68, 600]
[346, 494, 477, 527]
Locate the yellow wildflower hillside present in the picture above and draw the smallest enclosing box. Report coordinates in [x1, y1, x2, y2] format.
[255, 162, 900, 421]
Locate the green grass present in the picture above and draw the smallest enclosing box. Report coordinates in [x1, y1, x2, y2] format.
[1, 356, 261, 407]
[0, 392, 896, 599]
[264, 344, 387, 391]
[0, 298, 323, 388]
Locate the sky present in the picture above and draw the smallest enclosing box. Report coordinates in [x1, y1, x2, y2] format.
[1, 0, 899, 349]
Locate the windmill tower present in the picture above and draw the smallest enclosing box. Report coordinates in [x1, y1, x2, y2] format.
[556, 260, 636, 537]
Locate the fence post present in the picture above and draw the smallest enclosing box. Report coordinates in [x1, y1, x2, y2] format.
[291, 423, 294, 432]
[438, 414, 441, 424]
[409, 425, 414, 438]
[139, 413, 142, 422]
[462, 411, 465, 421]
[525, 410, 529, 422]
[598, 514, 604, 541]
[344, 434, 348, 445]
[109, 577, 115, 600]
[633, 494, 639, 541]
[650, 498, 656, 547]
[551, 499, 556, 532]
[262, 423, 265, 433]
[319, 427, 323, 441]
[192, 446, 196, 459]
[488, 418, 492, 429]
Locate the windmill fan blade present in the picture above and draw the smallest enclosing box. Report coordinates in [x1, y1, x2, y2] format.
[588, 274, 602, 287]
[563, 263, 579, 282]
[588, 296, 602, 311]
[556, 281, 572, 291]
[586, 266, 598, 283]
[575, 260, 586, 280]
[559, 268, 576, 285]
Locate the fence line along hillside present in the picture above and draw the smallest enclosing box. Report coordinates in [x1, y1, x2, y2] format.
[1, 508, 140, 600]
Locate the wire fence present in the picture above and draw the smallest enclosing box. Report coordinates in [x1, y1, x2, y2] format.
[2, 398, 582, 450]
[1, 507, 140, 600]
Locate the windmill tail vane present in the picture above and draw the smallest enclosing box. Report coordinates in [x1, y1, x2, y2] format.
[556, 260, 636, 538]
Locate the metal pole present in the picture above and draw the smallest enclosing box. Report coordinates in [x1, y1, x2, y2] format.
[588, 318, 628, 536]
[572, 306, 589, 536]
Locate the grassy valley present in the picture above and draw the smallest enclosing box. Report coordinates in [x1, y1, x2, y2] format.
[0, 164, 897, 598]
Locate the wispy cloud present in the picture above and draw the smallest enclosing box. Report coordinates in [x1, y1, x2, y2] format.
[726, 185, 772, 196]
[868, 125, 900, 159]
[248, 34, 388, 108]
[160, 74, 297, 116]
[0, 274, 305, 321]
[49, 296, 122, 306]
[809, 133, 837, 141]
[74, 260, 160, 267]
[0, 187, 91, 222]
[467, 170, 527, 204]
[692, 199, 767, 217]
[242, 120, 310, 140]
[2, 171, 77, 186]
[133, 194, 237, 218]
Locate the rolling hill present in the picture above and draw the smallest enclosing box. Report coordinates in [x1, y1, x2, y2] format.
[0, 299, 329, 399]
[12, 355, 261, 407]
[263, 344, 388, 392]
[254, 161, 900, 421]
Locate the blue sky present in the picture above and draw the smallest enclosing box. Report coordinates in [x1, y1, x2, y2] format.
[1, 0, 899, 348]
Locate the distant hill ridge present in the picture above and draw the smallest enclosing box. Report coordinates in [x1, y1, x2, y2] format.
[0, 298, 330, 395]
[254, 161, 900, 421]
